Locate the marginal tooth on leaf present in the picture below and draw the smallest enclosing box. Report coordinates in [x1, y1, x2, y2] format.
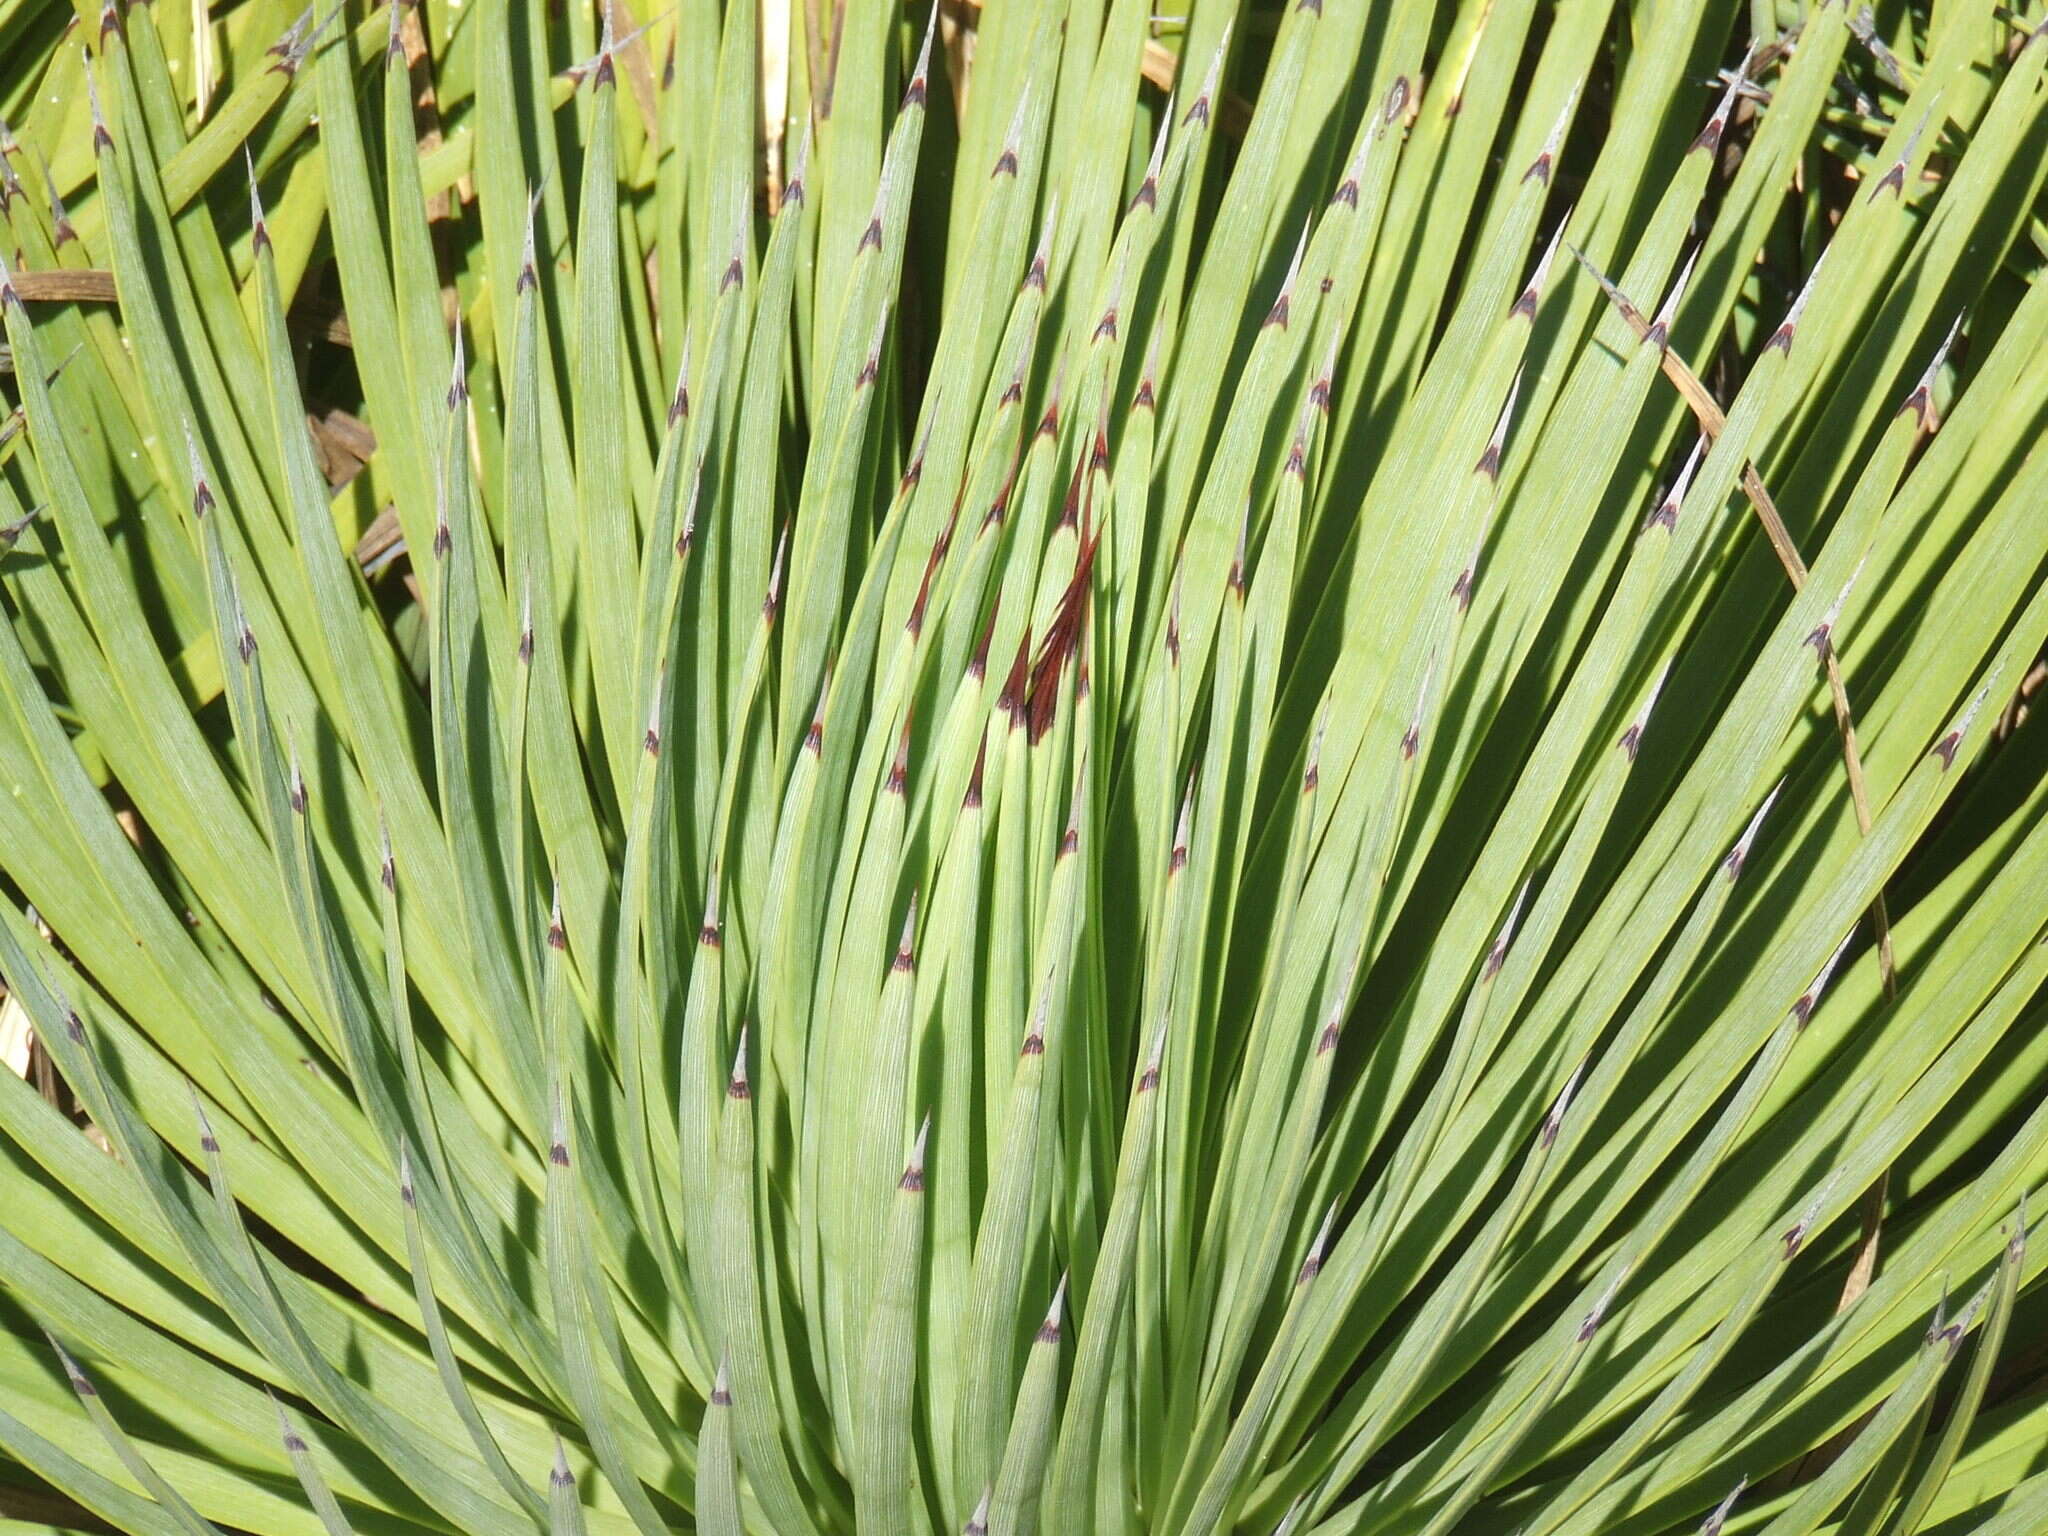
[1303, 701, 1330, 794]
[184, 421, 217, 518]
[1724, 780, 1784, 881]
[1297, 1202, 1338, 1284]
[548, 1089, 571, 1167]
[0, 504, 46, 549]
[184, 1079, 222, 1157]
[378, 815, 397, 892]
[551, 1436, 576, 1489]
[97, 0, 119, 40]
[1264, 219, 1310, 330]
[386, 0, 406, 61]
[546, 881, 567, 951]
[697, 876, 721, 948]
[762, 525, 790, 625]
[1136, 1015, 1167, 1093]
[675, 467, 703, 559]
[1035, 1275, 1068, 1343]
[1056, 784, 1082, 859]
[1900, 311, 1963, 429]
[899, 1114, 930, 1191]
[910, 1, 938, 101]
[1781, 1169, 1843, 1259]
[1020, 990, 1047, 1056]
[398, 1140, 416, 1206]
[1025, 209, 1052, 290]
[804, 669, 829, 755]
[1645, 435, 1706, 533]
[229, 579, 257, 665]
[964, 1487, 993, 1536]
[1169, 774, 1195, 876]
[781, 124, 811, 207]
[1521, 84, 1578, 185]
[1792, 930, 1856, 1025]
[1766, 253, 1825, 354]
[83, 52, 113, 153]
[446, 320, 468, 412]
[1805, 556, 1865, 658]
[271, 1391, 309, 1454]
[244, 148, 271, 257]
[855, 308, 887, 388]
[1646, 243, 1699, 350]
[892, 893, 918, 973]
[1228, 497, 1250, 597]
[726, 1025, 751, 1099]
[516, 181, 546, 292]
[710, 1357, 732, 1406]
[1923, 1279, 1952, 1348]
[963, 737, 987, 811]
[1542, 1055, 1586, 1148]
[1474, 369, 1521, 480]
[1578, 1269, 1623, 1341]
[885, 713, 912, 794]
[1483, 879, 1532, 980]
[288, 744, 308, 814]
[1512, 212, 1572, 320]
[1620, 658, 1672, 759]
[48, 1334, 95, 1399]
[1285, 426, 1310, 482]
[589, 37, 616, 87]
[901, 401, 938, 501]
[1093, 267, 1121, 342]
[1937, 1298, 1974, 1355]
[667, 338, 693, 428]
[516, 574, 536, 664]
[968, 601, 1000, 682]
[1314, 965, 1352, 1056]
[1135, 329, 1162, 411]
[1130, 106, 1168, 211]
[1700, 1477, 1747, 1536]
[1867, 102, 1934, 202]
[1034, 390, 1062, 445]
[1185, 24, 1230, 127]
[857, 214, 884, 255]
[1310, 326, 1340, 413]
[1400, 654, 1435, 760]
[1690, 45, 1755, 156]
[1932, 676, 1995, 770]
[1035, 359, 1067, 441]
[991, 88, 1025, 179]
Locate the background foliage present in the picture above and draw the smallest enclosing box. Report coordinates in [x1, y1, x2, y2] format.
[0, 0, 2046, 1530]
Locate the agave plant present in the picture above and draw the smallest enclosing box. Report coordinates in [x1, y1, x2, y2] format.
[2, 0, 2047, 1528]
